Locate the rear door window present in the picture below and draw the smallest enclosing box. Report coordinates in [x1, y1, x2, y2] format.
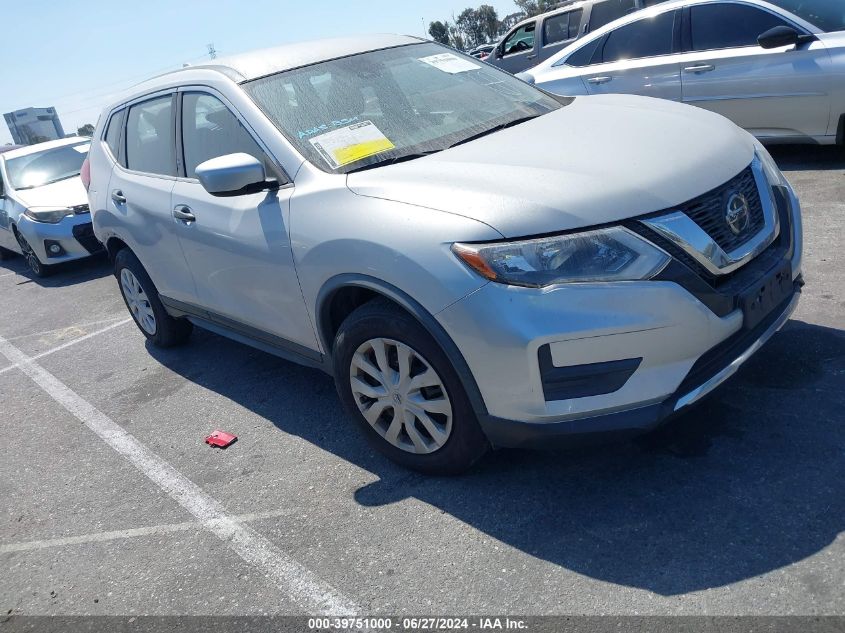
[125, 95, 176, 176]
[544, 13, 569, 45]
[690, 3, 792, 51]
[600, 10, 677, 62]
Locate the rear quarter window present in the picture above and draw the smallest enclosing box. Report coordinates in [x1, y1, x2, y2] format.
[103, 109, 125, 163]
[562, 37, 602, 67]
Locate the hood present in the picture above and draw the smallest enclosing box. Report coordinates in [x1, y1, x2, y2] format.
[347, 94, 756, 238]
[13, 176, 88, 210]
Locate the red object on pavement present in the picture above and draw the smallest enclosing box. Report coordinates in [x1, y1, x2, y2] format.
[205, 430, 237, 448]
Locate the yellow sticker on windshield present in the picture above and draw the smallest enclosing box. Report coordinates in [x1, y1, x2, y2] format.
[309, 120, 395, 168]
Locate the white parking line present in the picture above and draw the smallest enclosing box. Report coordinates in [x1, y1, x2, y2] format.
[0, 318, 132, 376]
[0, 333, 359, 616]
[0, 509, 295, 554]
[6, 316, 129, 342]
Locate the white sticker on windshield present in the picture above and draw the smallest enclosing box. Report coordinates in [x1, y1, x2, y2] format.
[308, 120, 395, 168]
[73, 144, 91, 154]
[418, 53, 480, 74]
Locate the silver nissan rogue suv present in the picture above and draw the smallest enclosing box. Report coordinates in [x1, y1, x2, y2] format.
[87, 35, 803, 474]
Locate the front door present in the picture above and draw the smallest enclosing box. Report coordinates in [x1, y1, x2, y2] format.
[494, 21, 539, 73]
[680, 2, 832, 140]
[171, 91, 318, 353]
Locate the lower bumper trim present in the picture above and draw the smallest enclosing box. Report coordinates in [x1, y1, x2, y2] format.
[480, 282, 801, 450]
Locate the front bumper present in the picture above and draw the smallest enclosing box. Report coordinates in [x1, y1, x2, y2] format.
[435, 183, 803, 449]
[17, 213, 104, 262]
[476, 285, 800, 448]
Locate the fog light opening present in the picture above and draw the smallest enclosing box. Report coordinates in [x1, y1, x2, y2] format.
[44, 240, 65, 258]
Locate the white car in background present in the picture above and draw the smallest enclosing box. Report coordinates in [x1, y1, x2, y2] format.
[520, 0, 845, 145]
[0, 137, 101, 276]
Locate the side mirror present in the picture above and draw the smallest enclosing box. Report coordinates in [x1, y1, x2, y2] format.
[758, 25, 815, 49]
[195, 153, 273, 196]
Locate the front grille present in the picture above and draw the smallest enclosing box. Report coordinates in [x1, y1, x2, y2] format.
[682, 166, 765, 253]
[72, 222, 104, 254]
[72, 203, 90, 215]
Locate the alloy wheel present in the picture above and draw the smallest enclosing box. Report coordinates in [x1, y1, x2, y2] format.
[16, 233, 42, 275]
[350, 337, 453, 454]
[120, 268, 157, 335]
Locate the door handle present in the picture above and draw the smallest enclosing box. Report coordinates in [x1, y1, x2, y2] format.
[172, 205, 196, 223]
[587, 76, 612, 85]
[111, 190, 126, 204]
[684, 64, 716, 73]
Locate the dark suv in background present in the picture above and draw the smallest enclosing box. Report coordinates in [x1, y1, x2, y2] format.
[488, 0, 670, 73]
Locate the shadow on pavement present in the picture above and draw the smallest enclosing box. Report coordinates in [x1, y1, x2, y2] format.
[146, 317, 845, 596]
[768, 144, 845, 172]
[0, 252, 111, 287]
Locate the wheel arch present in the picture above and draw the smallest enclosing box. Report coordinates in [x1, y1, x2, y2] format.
[316, 274, 489, 418]
[105, 235, 130, 262]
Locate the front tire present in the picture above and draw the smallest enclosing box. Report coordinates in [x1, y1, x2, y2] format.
[114, 248, 192, 347]
[333, 299, 489, 475]
[15, 231, 52, 277]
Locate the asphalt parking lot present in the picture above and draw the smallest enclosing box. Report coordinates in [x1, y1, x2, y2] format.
[1, 145, 843, 617]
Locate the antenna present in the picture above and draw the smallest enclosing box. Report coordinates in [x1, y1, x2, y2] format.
[207, 43, 217, 60]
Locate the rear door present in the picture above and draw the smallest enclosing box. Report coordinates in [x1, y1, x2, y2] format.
[110, 92, 197, 302]
[170, 89, 318, 353]
[537, 9, 584, 64]
[679, 1, 832, 139]
[582, 9, 683, 101]
[493, 20, 539, 73]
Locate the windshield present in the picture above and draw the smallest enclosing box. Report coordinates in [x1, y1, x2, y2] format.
[5, 141, 90, 190]
[768, 0, 845, 32]
[243, 42, 562, 173]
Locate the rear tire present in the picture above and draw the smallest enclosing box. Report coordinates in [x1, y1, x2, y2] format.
[333, 299, 489, 475]
[114, 248, 192, 347]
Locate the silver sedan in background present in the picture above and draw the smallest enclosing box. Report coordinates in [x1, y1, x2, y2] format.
[0, 138, 101, 276]
[521, 0, 845, 145]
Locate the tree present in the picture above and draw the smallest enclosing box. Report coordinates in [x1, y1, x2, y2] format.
[456, 8, 486, 49]
[513, 0, 559, 18]
[428, 20, 451, 45]
[499, 12, 525, 34]
[476, 5, 501, 42]
[77, 123, 95, 137]
[448, 22, 467, 50]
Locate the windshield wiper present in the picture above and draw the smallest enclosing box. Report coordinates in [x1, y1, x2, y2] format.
[448, 114, 541, 149]
[346, 149, 443, 173]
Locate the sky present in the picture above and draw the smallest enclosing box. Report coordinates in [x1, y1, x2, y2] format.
[0, 0, 517, 145]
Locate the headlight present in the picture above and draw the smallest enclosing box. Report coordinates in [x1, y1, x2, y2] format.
[755, 144, 787, 188]
[24, 207, 73, 224]
[452, 226, 670, 288]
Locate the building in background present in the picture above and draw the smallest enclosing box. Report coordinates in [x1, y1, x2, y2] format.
[4, 107, 65, 145]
